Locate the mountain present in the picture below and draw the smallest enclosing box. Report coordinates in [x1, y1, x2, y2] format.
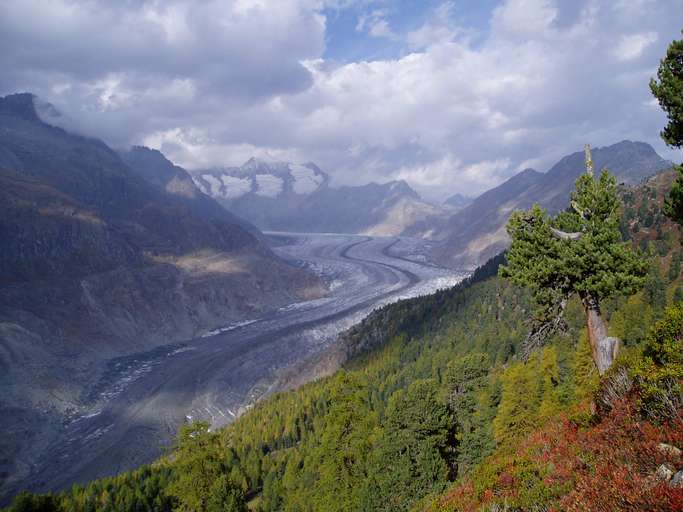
[191, 159, 447, 235]
[118, 146, 261, 238]
[430, 141, 672, 269]
[9, 168, 681, 510]
[443, 192, 473, 210]
[0, 94, 323, 494]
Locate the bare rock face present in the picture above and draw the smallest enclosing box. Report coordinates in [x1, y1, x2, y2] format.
[655, 464, 676, 483]
[671, 469, 683, 488]
[0, 93, 324, 493]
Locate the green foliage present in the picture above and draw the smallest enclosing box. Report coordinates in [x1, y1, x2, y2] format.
[669, 251, 682, 282]
[169, 422, 247, 512]
[313, 372, 377, 512]
[365, 379, 455, 511]
[632, 304, 683, 422]
[501, 169, 646, 329]
[675, 285, 683, 303]
[645, 263, 668, 315]
[573, 332, 599, 399]
[650, 31, 683, 148]
[5, 493, 59, 512]
[537, 346, 561, 422]
[651, 33, 683, 225]
[492, 362, 538, 446]
[665, 165, 683, 225]
[445, 353, 495, 473]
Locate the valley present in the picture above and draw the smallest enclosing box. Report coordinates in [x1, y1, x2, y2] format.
[5, 233, 463, 500]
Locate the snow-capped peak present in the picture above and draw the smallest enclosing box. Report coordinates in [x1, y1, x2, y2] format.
[192, 159, 328, 200]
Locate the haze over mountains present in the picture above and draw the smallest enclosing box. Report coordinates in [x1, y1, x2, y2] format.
[192, 159, 449, 236]
[191, 140, 672, 269]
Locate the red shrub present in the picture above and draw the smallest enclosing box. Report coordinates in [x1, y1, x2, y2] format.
[435, 399, 683, 512]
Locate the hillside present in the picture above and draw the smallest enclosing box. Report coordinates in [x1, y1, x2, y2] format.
[6, 168, 682, 511]
[192, 159, 449, 236]
[443, 193, 473, 211]
[428, 141, 672, 269]
[0, 94, 324, 500]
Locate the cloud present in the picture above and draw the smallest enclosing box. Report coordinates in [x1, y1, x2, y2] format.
[491, 0, 558, 37]
[355, 8, 396, 39]
[0, 0, 326, 145]
[1, 0, 681, 201]
[613, 32, 658, 61]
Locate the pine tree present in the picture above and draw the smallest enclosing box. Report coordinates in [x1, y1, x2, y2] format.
[492, 362, 539, 446]
[168, 422, 247, 512]
[366, 379, 454, 512]
[650, 32, 683, 224]
[650, 31, 683, 149]
[645, 263, 667, 314]
[500, 147, 647, 373]
[313, 371, 377, 512]
[445, 353, 494, 474]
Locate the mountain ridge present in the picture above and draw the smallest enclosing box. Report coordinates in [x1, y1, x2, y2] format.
[429, 140, 672, 269]
[191, 158, 446, 235]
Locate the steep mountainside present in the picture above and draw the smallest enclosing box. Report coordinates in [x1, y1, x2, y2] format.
[119, 146, 261, 238]
[0, 94, 323, 496]
[192, 159, 448, 235]
[430, 141, 672, 269]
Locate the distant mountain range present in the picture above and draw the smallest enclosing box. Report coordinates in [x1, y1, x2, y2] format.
[426, 140, 672, 269]
[191, 159, 449, 235]
[194, 141, 671, 270]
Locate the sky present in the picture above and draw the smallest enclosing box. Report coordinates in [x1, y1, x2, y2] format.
[0, 0, 681, 201]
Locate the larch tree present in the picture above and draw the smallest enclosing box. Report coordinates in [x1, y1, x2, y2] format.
[650, 31, 683, 224]
[500, 146, 647, 374]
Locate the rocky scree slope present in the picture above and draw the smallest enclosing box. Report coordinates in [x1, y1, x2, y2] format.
[0, 93, 323, 496]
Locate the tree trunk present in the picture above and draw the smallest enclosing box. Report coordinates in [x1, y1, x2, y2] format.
[581, 293, 619, 374]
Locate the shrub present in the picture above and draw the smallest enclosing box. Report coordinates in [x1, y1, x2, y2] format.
[632, 304, 683, 422]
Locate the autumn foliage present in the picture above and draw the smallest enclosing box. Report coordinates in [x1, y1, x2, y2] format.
[432, 395, 683, 512]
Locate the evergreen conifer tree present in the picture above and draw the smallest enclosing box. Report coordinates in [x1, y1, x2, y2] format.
[650, 32, 683, 224]
[500, 147, 647, 373]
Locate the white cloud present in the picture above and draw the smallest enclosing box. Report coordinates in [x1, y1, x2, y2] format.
[613, 32, 658, 61]
[2, 0, 681, 201]
[355, 8, 396, 39]
[491, 0, 558, 37]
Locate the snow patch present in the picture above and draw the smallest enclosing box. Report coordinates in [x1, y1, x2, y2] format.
[202, 174, 223, 196]
[255, 174, 284, 197]
[290, 164, 324, 194]
[220, 175, 252, 198]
